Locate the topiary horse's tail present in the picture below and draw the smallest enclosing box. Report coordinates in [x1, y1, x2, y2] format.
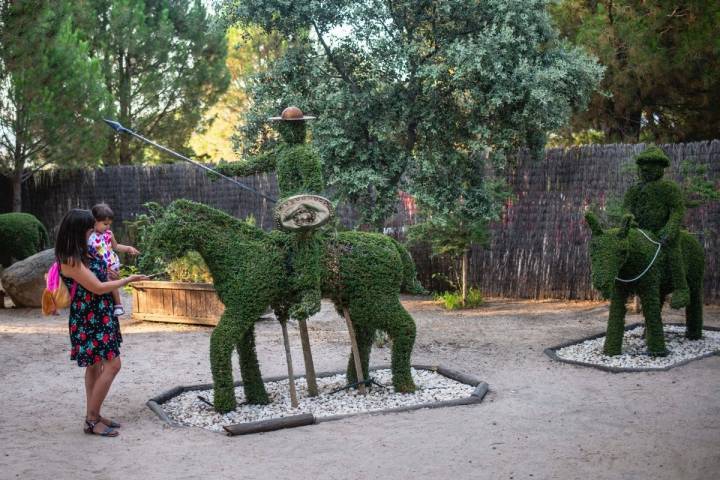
[389, 238, 427, 295]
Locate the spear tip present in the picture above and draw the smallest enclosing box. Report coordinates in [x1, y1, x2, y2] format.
[103, 119, 126, 133]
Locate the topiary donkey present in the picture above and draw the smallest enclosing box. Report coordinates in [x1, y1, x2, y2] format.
[143, 199, 421, 412]
[585, 212, 704, 356]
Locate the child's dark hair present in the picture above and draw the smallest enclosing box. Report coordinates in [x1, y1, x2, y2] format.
[55, 209, 95, 265]
[91, 203, 114, 221]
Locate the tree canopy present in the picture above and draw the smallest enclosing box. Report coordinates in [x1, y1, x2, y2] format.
[0, 0, 109, 211]
[222, 0, 603, 226]
[550, 0, 720, 143]
[75, 0, 231, 164]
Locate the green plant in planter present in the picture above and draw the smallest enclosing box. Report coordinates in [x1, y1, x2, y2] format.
[585, 212, 704, 356]
[145, 199, 420, 412]
[0, 213, 49, 267]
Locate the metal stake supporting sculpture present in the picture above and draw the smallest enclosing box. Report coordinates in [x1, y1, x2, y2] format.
[585, 146, 705, 356]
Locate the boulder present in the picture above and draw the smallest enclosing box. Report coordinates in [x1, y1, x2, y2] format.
[0, 248, 55, 307]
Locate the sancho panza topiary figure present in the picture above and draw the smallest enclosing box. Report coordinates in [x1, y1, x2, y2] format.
[143, 199, 420, 412]
[584, 146, 705, 356]
[623, 146, 689, 309]
[217, 106, 324, 322]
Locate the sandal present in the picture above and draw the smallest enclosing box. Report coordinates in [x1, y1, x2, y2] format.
[99, 416, 121, 428]
[84, 418, 119, 437]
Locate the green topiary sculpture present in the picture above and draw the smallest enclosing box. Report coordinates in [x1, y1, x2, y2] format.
[622, 146, 690, 309]
[216, 107, 324, 321]
[143, 199, 420, 412]
[0, 212, 49, 267]
[585, 145, 705, 355]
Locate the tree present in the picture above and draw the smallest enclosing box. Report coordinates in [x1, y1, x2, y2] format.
[189, 25, 285, 162]
[550, 1, 720, 143]
[0, 0, 109, 212]
[222, 0, 603, 227]
[407, 146, 511, 302]
[75, 0, 230, 165]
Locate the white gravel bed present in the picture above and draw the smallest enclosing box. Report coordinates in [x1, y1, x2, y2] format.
[555, 325, 720, 370]
[162, 368, 476, 432]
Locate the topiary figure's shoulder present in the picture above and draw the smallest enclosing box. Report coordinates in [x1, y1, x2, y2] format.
[654, 179, 683, 196]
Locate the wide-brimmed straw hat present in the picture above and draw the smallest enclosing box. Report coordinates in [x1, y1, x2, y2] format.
[269, 106, 316, 121]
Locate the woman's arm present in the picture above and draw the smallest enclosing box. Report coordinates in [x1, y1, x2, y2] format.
[61, 261, 147, 295]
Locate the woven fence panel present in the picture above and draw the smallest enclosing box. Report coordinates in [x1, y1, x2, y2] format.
[412, 141, 718, 303]
[9, 141, 720, 303]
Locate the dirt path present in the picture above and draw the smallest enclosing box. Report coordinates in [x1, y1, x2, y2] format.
[0, 296, 718, 480]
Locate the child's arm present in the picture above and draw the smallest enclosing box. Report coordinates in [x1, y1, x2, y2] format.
[108, 231, 140, 255]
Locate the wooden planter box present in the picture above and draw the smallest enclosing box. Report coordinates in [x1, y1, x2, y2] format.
[131, 281, 224, 326]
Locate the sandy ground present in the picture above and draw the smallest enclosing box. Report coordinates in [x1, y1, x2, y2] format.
[0, 293, 719, 480]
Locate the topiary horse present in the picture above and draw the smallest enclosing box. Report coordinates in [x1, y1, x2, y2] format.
[144, 199, 420, 412]
[585, 212, 704, 356]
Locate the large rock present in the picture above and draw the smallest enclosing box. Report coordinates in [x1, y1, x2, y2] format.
[0, 248, 55, 307]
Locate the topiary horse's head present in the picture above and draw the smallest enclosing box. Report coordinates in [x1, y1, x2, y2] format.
[141, 199, 268, 269]
[585, 212, 634, 299]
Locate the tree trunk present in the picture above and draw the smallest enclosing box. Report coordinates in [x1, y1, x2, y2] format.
[11, 169, 22, 212]
[118, 51, 132, 165]
[461, 250, 468, 306]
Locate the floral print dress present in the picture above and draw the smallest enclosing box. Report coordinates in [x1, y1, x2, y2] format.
[63, 256, 122, 367]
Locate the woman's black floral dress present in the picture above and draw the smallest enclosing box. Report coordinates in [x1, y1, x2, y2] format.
[63, 256, 122, 367]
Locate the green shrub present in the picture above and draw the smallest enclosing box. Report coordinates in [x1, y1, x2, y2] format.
[0, 212, 49, 267]
[434, 288, 484, 310]
[166, 251, 213, 283]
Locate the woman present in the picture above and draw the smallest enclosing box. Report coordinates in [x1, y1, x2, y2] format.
[56, 209, 147, 437]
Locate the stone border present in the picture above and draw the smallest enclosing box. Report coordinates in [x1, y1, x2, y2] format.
[147, 364, 489, 436]
[544, 323, 720, 373]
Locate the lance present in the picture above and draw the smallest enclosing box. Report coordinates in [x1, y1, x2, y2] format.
[103, 119, 277, 204]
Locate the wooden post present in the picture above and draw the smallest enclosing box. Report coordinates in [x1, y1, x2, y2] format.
[342, 306, 366, 395]
[298, 319, 318, 397]
[279, 320, 299, 408]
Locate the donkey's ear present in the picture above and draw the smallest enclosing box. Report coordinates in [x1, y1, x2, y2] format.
[585, 212, 604, 236]
[619, 214, 634, 238]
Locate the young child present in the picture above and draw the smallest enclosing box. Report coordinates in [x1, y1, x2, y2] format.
[89, 203, 140, 316]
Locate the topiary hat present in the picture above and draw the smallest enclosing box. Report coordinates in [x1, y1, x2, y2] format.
[268, 106, 316, 121]
[635, 146, 670, 167]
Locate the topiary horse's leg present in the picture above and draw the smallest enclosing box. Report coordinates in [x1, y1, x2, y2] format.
[236, 323, 270, 405]
[603, 287, 629, 356]
[639, 285, 667, 356]
[685, 285, 703, 340]
[380, 299, 416, 393]
[210, 314, 243, 413]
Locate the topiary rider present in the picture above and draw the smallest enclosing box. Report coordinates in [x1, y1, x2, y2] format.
[217, 106, 325, 321]
[622, 146, 689, 309]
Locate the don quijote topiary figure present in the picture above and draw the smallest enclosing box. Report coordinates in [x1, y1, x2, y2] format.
[585, 147, 705, 356]
[217, 107, 327, 322]
[143, 199, 420, 412]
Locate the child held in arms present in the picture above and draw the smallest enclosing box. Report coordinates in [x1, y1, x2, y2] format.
[88, 203, 140, 316]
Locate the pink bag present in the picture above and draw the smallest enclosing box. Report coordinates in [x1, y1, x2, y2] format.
[41, 262, 77, 315]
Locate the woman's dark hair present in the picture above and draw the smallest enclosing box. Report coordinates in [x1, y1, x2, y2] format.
[55, 209, 95, 265]
[91, 203, 114, 221]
